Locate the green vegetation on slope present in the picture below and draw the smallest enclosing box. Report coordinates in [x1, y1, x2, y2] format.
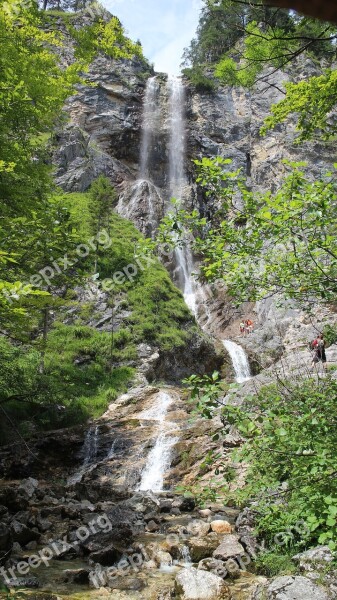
[0, 186, 197, 445]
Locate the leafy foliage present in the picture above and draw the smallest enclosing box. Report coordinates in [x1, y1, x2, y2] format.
[182, 1, 336, 88]
[223, 377, 337, 551]
[160, 158, 337, 309]
[182, 67, 216, 93]
[262, 70, 337, 140]
[185, 371, 337, 555]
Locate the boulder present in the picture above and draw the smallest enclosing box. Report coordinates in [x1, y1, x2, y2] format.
[62, 568, 90, 584]
[36, 517, 53, 533]
[89, 544, 122, 566]
[210, 521, 232, 534]
[172, 496, 196, 512]
[175, 567, 230, 599]
[18, 478, 39, 499]
[10, 521, 40, 546]
[187, 520, 211, 537]
[124, 491, 160, 514]
[198, 558, 228, 578]
[154, 550, 173, 568]
[293, 546, 334, 574]
[188, 533, 220, 562]
[253, 575, 329, 600]
[199, 509, 212, 518]
[146, 520, 159, 532]
[213, 536, 245, 561]
[160, 499, 173, 513]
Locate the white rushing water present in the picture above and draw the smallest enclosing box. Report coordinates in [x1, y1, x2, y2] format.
[140, 76, 160, 180]
[222, 339, 252, 383]
[167, 76, 197, 316]
[180, 545, 192, 567]
[137, 391, 178, 492]
[168, 76, 186, 198]
[67, 425, 99, 485]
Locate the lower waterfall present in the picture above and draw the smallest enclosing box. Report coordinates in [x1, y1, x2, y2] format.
[222, 339, 252, 383]
[67, 424, 99, 485]
[137, 390, 179, 492]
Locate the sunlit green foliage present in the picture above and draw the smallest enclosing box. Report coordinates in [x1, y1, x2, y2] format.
[184, 371, 337, 555]
[160, 157, 337, 309]
[262, 70, 337, 140]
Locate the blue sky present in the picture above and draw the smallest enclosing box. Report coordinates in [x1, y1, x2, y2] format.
[102, 0, 203, 74]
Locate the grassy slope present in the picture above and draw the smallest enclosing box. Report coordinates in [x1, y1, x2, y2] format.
[0, 192, 197, 445]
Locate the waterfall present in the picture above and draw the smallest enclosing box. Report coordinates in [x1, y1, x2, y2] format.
[168, 76, 186, 198]
[222, 340, 251, 383]
[140, 76, 160, 180]
[67, 425, 99, 485]
[137, 391, 178, 492]
[167, 76, 197, 316]
[180, 545, 192, 567]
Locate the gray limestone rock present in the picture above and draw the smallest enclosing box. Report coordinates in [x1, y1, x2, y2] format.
[175, 567, 230, 599]
[252, 575, 329, 600]
[213, 536, 245, 561]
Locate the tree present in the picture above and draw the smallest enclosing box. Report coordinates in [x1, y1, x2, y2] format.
[88, 175, 117, 272]
[261, 69, 337, 140]
[158, 157, 337, 309]
[183, 1, 337, 95]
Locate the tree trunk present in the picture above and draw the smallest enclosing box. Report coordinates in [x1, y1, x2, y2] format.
[39, 307, 49, 374]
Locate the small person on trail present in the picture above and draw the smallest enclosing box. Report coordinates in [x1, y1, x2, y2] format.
[245, 319, 254, 334]
[240, 321, 245, 335]
[311, 334, 327, 370]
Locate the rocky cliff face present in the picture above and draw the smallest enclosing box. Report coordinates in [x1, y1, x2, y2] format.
[52, 36, 336, 343]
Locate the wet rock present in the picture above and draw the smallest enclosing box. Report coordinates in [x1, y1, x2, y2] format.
[25, 540, 38, 550]
[199, 509, 212, 518]
[110, 576, 145, 591]
[18, 477, 39, 499]
[146, 520, 160, 532]
[210, 521, 232, 534]
[175, 566, 230, 599]
[11, 542, 22, 554]
[198, 558, 227, 578]
[172, 496, 196, 512]
[252, 575, 329, 599]
[213, 535, 245, 561]
[10, 520, 40, 546]
[0, 486, 29, 512]
[53, 540, 80, 560]
[37, 517, 53, 533]
[7, 576, 40, 588]
[89, 544, 122, 566]
[62, 568, 90, 584]
[188, 533, 220, 562]
[187, 520, 211, 537]
[160, 499, 173, 513]
[124, 491, 160, 514]
[154, 550, 173, 568]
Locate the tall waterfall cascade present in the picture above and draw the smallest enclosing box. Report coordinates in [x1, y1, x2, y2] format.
[222, 339, 252, 383]
[167, 76, 198, 316]
[140, 76, 160, 180]
[137, 391, 178, 492]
